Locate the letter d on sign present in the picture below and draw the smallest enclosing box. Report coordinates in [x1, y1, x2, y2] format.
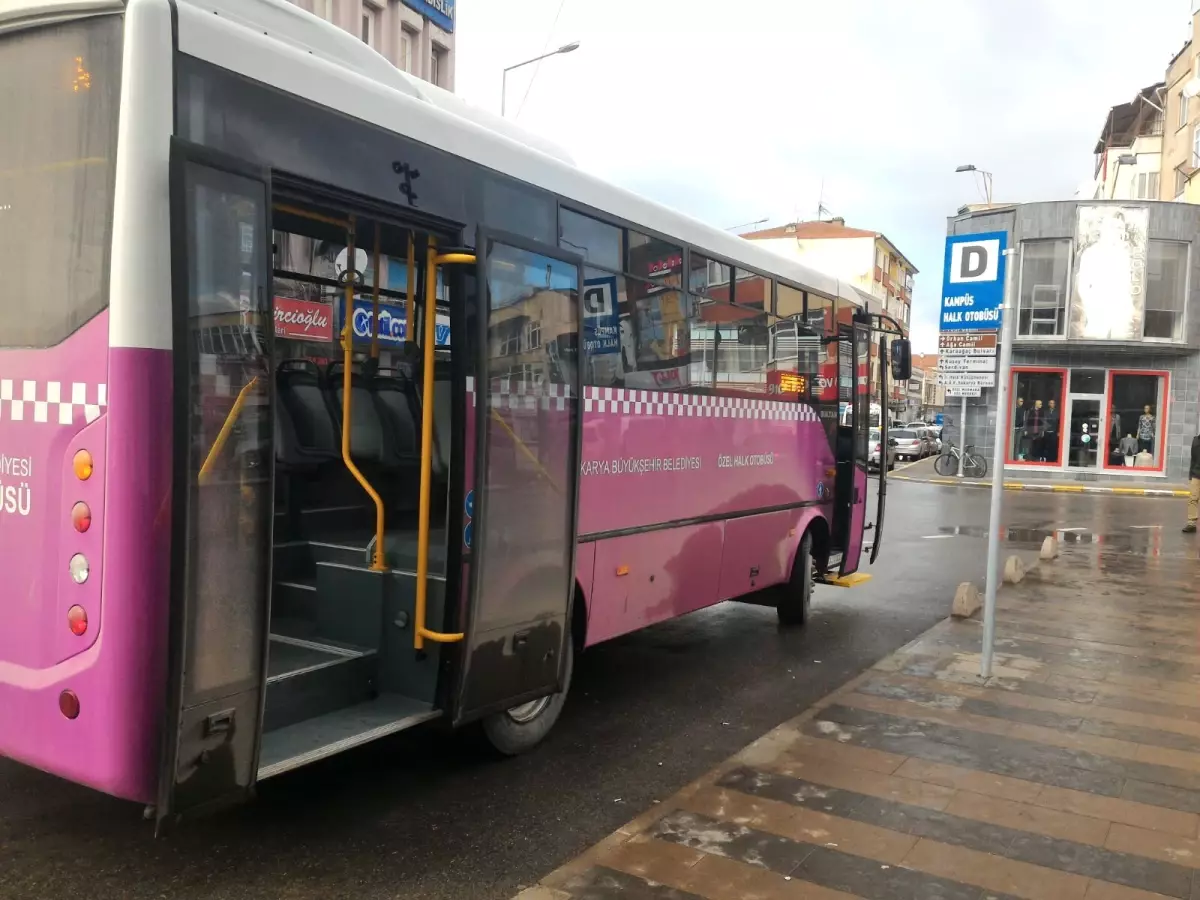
[949, 239, 1000, 284]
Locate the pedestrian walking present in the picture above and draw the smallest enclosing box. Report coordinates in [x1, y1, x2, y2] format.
[1186, 432, 1200, 533]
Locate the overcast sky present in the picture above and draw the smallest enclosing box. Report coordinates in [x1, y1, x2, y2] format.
[457, 0, 1192, 351]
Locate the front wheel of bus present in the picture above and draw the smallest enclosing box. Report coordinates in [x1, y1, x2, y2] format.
[777, 531, 814, 627]
[481, 638, 574, 756]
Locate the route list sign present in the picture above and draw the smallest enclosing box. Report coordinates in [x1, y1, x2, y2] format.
[937, 331, 997, 395]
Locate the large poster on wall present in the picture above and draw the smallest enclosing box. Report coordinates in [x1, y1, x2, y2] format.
[1070, 205, 1148, 341]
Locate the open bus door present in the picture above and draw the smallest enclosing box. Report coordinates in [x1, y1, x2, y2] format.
[833, 319, 871, 578]
[452, 229, 584, 725]
[870, 335, 889, 564]
[157, 139, 275, 829]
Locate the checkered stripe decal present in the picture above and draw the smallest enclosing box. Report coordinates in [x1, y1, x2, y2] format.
[0, 379, 107, 425]
[584, 387, 818, 422]
[463, 379, 817, 420]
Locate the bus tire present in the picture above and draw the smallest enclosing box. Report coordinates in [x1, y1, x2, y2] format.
[777, 530, 814, 627]
[480, 637, 573, 756]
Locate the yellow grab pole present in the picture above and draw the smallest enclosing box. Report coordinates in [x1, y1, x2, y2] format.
[198, 375, 259, 485]
[404, 233, 416, 346]
[340, 219, 387, 571]
[370, 226, 382, 360]
[414, 245, 468, 649]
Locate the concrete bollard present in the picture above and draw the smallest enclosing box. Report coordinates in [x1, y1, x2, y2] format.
[1003, 555, 1026, 584]
[952, 582, 981, 618]
[1040, 536, 1059, 561]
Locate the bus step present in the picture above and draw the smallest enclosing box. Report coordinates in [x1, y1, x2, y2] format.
[817, 572, 873, 588]
[258, 694, 440, 781]
[263, 634, 377, 733]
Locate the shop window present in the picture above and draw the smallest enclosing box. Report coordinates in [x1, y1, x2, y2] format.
[559, 208, 622, 270]
[1008, 370, 1065, 465]
[1017, 240, 1070, 337]
[1105, 372, 1165, 470]
[1144, 241, 1188, 341]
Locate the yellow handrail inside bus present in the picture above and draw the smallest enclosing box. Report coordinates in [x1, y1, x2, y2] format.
[197, 375, 259, 485]
[404, 233, 416, 344]
[272, 203, 350, 229]
[414, 245, 473, 649]
[339, 219, 387, 572]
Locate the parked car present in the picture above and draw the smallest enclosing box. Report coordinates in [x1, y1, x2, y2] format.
[918, 427, 942, 454]
[890, 428, 925, 462]
[868, 428, 896, 471]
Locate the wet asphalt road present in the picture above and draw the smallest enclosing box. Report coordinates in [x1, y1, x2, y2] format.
[0, 479, 1188, 900]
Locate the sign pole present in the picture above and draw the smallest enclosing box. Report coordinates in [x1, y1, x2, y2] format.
[957, 394, 967, 477]
[980, 247, 1018, 680]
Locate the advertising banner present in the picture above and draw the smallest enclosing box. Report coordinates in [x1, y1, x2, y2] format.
[337, 297, 450, 347]
[1070, 205, 1149, 341]
[274, 297, 333, 341]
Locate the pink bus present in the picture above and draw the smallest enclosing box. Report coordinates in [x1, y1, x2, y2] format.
[0, 0, 908, 826]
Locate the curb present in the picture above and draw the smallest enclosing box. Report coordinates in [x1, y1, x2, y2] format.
[890, 473, 1189, 499]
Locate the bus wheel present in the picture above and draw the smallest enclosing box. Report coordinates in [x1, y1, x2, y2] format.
[777, 531, 814, 627]
[481, 638, 574, 756]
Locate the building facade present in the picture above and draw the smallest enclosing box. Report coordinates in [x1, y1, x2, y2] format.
[290, 0, 455, 89]
[949, 200, 1200, 484]
[1092, 84, 1164, 202]
[744, 219, 918, 414]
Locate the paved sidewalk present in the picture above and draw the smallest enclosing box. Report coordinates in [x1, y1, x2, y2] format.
[515, 544, 1200, 900]
[892, 457, 1189, 498]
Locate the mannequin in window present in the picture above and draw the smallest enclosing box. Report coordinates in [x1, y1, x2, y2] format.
[1137, 405, 1156, 455]
[1013, 397, 1028, 460]
[1044, 399, 1060, 463]
[1119, 433, 1138, 465]
[1025, 399, 1045, 462]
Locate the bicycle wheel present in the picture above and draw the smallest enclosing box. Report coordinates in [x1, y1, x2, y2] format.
[964, 453, 988, 478]
[933, 452, 957, 476]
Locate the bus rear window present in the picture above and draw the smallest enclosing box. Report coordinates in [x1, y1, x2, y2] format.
[0, 17, 122, 348]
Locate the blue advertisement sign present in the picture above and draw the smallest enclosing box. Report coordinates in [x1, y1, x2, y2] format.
[400, 0, 454, 33]
[940, 232, 1007, 332]
[338, 298, 451, 347]
[582, 274, 620, 355]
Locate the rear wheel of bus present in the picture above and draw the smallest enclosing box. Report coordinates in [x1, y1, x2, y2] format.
[481, 638, 573, 755]
[776, 531, 814, 627]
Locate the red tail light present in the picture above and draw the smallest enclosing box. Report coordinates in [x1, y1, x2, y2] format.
[71, 501, 91, 533]
[59, 690, 80, 720]
[67, 605, 88, 636]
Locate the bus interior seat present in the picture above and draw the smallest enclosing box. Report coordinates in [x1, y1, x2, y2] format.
[326, 362, 389, 466]
[275, 360, 341, 467]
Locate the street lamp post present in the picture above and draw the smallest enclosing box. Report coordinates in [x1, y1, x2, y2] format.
[955, 163, 994, 205]
[501, 41, 581, 117]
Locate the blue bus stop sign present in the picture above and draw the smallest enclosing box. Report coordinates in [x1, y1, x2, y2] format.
[940, 232, 1007, 332]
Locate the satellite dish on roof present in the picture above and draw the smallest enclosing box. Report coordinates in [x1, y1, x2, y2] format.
[1185, 77, 1200, 99]
[334, 247, 369, 284]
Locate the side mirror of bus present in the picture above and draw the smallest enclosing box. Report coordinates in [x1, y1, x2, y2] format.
[891, 339, 912, 382]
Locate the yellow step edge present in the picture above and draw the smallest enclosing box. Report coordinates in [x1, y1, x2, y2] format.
[819, 572, 873, 588]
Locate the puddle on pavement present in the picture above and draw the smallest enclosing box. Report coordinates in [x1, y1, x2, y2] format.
[934, 524, 1191, 563]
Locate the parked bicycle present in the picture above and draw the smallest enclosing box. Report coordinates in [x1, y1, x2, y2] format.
[934, 440, 988, 478]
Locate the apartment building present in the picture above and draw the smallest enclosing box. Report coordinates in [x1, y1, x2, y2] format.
[1092, 84, 1164, 201]
[292, 0, 455, 90]
[743, 219, 918, 413]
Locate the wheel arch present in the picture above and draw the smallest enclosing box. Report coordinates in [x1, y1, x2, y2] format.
[790, 509, 830, 578]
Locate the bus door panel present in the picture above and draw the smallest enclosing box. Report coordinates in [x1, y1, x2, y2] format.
[838, 322, 871, 576]
[158, 139, 274, 828]
[870, 336, 889, 565]
[452, 229, 583, 724]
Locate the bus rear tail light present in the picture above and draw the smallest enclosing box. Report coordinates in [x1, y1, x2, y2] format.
[67, 605, 88, 636]
[71, 501, 91, 533]
[59, 690, 80, 720]
[69, 553, 89, 585]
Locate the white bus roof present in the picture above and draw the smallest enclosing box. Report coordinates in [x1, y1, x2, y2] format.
[7, 0, 864, 310]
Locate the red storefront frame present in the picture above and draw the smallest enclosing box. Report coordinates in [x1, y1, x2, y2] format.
[1005, 366, 1067, 467]
[1101, 368, 1169, 473]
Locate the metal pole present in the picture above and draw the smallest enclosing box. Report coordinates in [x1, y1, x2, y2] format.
[957, 394, 967, 477]
[501, 68, 507, 116]
[980, 247, 1018, 680]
